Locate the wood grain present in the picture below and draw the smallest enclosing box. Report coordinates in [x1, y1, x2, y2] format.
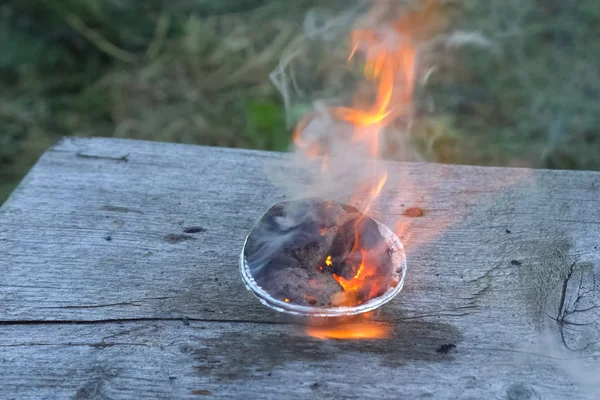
[1, 137, 599, 399]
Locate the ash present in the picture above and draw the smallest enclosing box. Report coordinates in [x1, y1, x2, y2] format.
[244, 198, 393, 307]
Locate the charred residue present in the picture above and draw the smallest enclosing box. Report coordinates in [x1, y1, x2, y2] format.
[184, 226, 207, 234]
[243, 199, 396, 307]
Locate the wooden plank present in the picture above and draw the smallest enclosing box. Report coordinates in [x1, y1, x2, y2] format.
[0, 320, 599, 399]
[0, 137, 599, 398]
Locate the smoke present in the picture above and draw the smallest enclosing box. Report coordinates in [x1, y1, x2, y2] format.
[268, 2, 418, 208]
[249, 2, 500, 299]
[245, 2, 420, 301]
[269, 3, 367, 130]
[268, 1, 499, 204]
[534, 331, 600, 391]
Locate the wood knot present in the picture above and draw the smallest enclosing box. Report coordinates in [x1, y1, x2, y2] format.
[544, 261, 600, 352]
[506, 383, 540, 400]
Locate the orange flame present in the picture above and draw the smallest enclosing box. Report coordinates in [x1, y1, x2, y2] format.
[306, 321, 391, 340]
[334, 34, 415, 130]
[293, 3, 418, 311]
[305, 312, 392, 340]
[291, 3, 439, 339]
[286, 1, 532, 341]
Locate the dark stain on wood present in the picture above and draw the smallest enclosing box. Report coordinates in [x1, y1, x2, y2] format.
[183, 226, 207, 234]
[191, 389, 212, 395]
[165, 234, 196, 244]
[436, 343, 456, 354]
[403, 207, 424, 217]
[194, 320, 462, 380]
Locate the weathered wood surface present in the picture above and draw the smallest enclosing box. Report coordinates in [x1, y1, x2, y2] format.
[0, 137, 599, 399]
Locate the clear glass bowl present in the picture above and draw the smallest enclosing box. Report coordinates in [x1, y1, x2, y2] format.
[240, 201, 407, 317]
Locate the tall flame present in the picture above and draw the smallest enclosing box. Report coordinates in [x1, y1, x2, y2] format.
[283, 1, 531, 341]
[291, 2, 435, 339]
[334, 30, 415, 133]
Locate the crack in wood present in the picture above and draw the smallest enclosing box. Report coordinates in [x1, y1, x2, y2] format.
[38, 297, 174, 309]
[0, 317, 284, 326]
[558, 261, 578, 321]
[41, 302, 143, 309]
[0, 342, 150, 349]
[76, 152, 129, 162]
[547, 261, 600, 352]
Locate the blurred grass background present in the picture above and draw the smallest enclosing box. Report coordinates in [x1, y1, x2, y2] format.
[1, 0, 599, 204]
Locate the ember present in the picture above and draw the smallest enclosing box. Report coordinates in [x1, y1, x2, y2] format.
[242, 198, 405, 314]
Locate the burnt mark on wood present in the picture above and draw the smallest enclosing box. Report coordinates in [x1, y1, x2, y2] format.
[403, 207, 424, 217]
[183, 226, 207, 234]
[436, 343, 456, 354]
[102, 205, 144, 215]
[166, 234, 196, 244]
[194, 320, 462, 380]
[77, 152, 129, 162]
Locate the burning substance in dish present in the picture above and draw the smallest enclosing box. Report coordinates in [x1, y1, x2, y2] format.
[241, 1, 443, 324]
[240, 198, 406, 316]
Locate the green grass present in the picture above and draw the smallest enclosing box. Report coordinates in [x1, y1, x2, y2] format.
[1, 0, 599, 205]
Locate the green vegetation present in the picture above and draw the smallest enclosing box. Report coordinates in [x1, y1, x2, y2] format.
[1, 0, 599, 204]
